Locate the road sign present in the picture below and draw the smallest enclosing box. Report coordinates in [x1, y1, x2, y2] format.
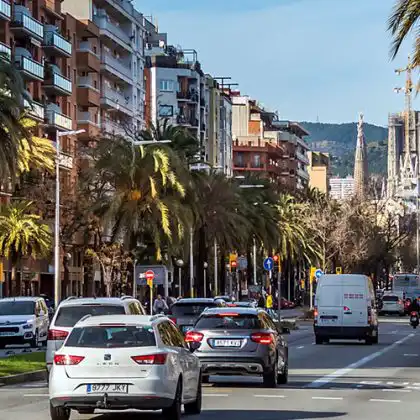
[315, 269, 324, 279]
[263, 257, 274, 271]
[336, 267, 342, 275]
[145, 270, 154, 287]
[238, 256, 247, 270]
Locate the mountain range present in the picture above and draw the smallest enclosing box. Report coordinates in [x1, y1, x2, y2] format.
[299, 121, 388, 177]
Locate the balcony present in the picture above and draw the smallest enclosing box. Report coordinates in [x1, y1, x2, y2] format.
[296, 151, 310, 165]
[46, 108, 72, 131]
[0, 0, 10, 21]
[77, 41, 100, 72]
[44, 72, 72, 96]
[101, 53, 132, 84]
[44, 28, 72, 58]
[77, 111, 100, 140]
[103, 119, 126, 136]
[297, 168, 310, 181]
[11, 8, 44, 42]
[176, 114, 199, 127]
[177, 91, 199, 102]
[15, 55, 44, 82]
[43, 0, 62, 19]
[77, 76, 100, 107]
[0, 42, 11, 60]
[23, 99, 44, 122]
[93, 14, 132, 51]
[100, 86, 132, 115]
[58, 152, 73, 170]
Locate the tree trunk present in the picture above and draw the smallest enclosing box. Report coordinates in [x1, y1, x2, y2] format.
[63, 254, 70, 299]
[197, 226, 206, 297]
[11, 264, 17, 296]
[219, 252, 226, 295]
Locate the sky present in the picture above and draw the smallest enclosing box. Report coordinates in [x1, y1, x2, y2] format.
[135, 0, 415, 126]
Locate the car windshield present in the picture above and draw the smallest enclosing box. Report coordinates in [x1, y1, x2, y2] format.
[195, 314, 261, 329]
[0, 301, 35, 316]
[383, 296, 399, 302]
[171, 303, 216, 317]
[54, 305, 126, 327]
[65, 325, 156, 348]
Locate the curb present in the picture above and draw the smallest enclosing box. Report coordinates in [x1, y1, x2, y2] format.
[0, 369, 47, 387]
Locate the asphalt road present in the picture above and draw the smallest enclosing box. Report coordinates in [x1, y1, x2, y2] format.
[1, 316, 420, 419]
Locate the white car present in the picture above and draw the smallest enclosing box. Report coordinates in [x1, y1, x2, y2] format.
[380, 294, 405, 316]
[46, 296, 145, 373]
[0, 297, 49, 348]
[49, 315, 202, 420]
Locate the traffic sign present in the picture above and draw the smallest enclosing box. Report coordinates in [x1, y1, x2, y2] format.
[263, 257, 274, 271]
[238, 256, 247, 270]
[315, 269, 324, 279]
[145, 270, 155, 287]
[336, 267, 342, 275]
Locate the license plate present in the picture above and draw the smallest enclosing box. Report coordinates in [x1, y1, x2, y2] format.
[0, 332, 15, 336]
[321, 318, 337, 324]
[214, 339, 241, 347]
[411, 317, 418, 321]
[86, 384, 128, 394]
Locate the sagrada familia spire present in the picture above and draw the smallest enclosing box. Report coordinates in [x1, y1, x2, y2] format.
[354, 113, 368, 198]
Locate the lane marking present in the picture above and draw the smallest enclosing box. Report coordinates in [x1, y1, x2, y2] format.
[254, 394, 285, 398]
[297, 346, 304, 349]
[312, 396, 343, 400]
[203, 393, 229, 397]
[369, 399, 401, 403]
[404, 354, 418, 357]
[24, 393, 49, 397]
[306, 333, 414, 389]
[383, 389, 411, 393]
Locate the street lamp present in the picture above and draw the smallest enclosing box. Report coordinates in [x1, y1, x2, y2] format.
[239, 184, 264, 189]
[176, 259, 184, 297]
[203, 262, 208, 297]
[54, 129, 85, 310]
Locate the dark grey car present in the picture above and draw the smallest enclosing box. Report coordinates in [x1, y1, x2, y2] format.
[169, 298, 226, 334]
[186, 307, 288, 387]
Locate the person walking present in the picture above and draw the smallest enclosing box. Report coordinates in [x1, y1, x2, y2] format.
[153, 294, 168, 314]
[266, 292, 273, 310]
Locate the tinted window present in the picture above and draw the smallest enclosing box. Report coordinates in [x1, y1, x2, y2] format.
[383, 296, 399, 302]
[158, 322, 174, 346]
[0, 301, 35, 316]
[171, 303, 215, 317]
[65, 325, 156, 348]
[54, 305, 125, 327]
[195, 314, 261, 330]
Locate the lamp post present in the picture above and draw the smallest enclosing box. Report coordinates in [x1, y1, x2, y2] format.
[54, 129, 85, 310]
[189, 227, 194, 297]
[213, 238, 218, 295]
[203, 262, 208, 297]
[176, 259, 184, 297]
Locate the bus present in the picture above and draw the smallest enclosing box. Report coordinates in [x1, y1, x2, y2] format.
[392, 273, 420, 299]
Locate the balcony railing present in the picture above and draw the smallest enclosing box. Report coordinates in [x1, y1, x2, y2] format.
[46, 73, 72, 95]
[0, 0, 10, 20]
[44, 31, 72, 56]
[102, 86, 132, 109]
[77, 75, 97, 89]
[0, 42, 11, 60]
[46, 109, 72, 131]
[78, 41, 98, 55]
[15, 55, 44, 80]
[101, 53, 131, 80]
[24, 99, 44, 121]
[12, 12, 44, 40]
[93, 15, 131, 47]
[77, 111, 99, 125]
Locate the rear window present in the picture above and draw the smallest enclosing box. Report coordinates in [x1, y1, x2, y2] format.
[65, 325, 156, 348]
[171, 303, 216, 317]
[383, 296, 399, 302]
[195, 314, 261, 330]
[54, 305, 126, 328]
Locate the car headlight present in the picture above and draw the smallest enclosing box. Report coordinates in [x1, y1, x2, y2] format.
[22, 323, 33, 330]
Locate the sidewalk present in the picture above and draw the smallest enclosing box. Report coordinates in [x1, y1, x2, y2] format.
[281, 306, 309, 319]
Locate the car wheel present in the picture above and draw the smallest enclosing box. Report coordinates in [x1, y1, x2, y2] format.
[162, 379, 182, 420]
[50, 403, 70, 420]
[315, 335, 323, 345]
[277, 362, 288, 385]
[30, 330, 39, 348]
[263, 363, 277, 388]
[184, 373, 202, 415]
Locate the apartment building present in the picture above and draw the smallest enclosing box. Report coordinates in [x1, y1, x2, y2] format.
[330, 176, 355, 200]
[219, 90, 233, 177]
[63, 0, 146, 135]
[231, 93, 310, 190]
[308, 151, 330, 194]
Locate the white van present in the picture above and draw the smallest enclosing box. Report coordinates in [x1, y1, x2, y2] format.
[314, 274, 378, 345]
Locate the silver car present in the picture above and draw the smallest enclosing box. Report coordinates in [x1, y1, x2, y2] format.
[185, 307, 289, 387]
[168, 298, 226, 334]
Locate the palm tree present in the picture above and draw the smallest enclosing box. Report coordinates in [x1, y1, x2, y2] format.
[0, 201, 52, 296]
[388, 0, 420, 67]
[0, 56, 32, 182]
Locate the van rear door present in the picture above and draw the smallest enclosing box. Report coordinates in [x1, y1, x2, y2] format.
[342, 286, 368, 327]
[317, 285, 343, 327]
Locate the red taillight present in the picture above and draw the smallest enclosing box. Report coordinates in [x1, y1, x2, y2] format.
[313, 306, 318, 318]
[367, 307, 372, 324]
[185, 331, 204, 343]
[169, 317, 177, 324]
[217, 312, 239, 317]
[53, 354, 85, 365]
[131, 354, 167, 365]
[227, 303, 237, 307]
[411, 311, 418, 316]
[250, 332, 273, 345]
[343, 306, 350, 312]
[48, 329, 69, 340]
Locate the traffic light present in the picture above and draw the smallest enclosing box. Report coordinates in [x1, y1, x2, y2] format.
[229, 253, 237, 271]
[272, 255, 281, 272]
[335, 267, 342, 275]
[310, 267, 316, 283]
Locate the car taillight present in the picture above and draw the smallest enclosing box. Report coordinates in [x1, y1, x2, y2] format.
[53, 354, 85, 365]
[367, 307, 372, 324]
[411, 311, 418, 316]
[398, 299, 403, 305]
[131, 354, 167, 365]
[169, 317, 177, 324]
[48, 329, 69, 340]
[250, 332, 273, 345]
[344, 306, 350, 312]
[184, 331, 204, 343]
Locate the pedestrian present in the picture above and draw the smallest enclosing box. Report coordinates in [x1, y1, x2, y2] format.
[266, 292, 273, 310]
[153, 294, 168, 314]
[257, 293, 265, 308]
[409, 297, 420, 314]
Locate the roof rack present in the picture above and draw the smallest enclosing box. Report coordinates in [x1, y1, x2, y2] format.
[121, 295, 134, 300]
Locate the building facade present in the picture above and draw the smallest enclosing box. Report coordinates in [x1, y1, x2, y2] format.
[330, 176, 355, 200]
[308, 151, 330, 194]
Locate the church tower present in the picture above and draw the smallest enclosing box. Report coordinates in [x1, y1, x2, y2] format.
[354, 113, 368, 198]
